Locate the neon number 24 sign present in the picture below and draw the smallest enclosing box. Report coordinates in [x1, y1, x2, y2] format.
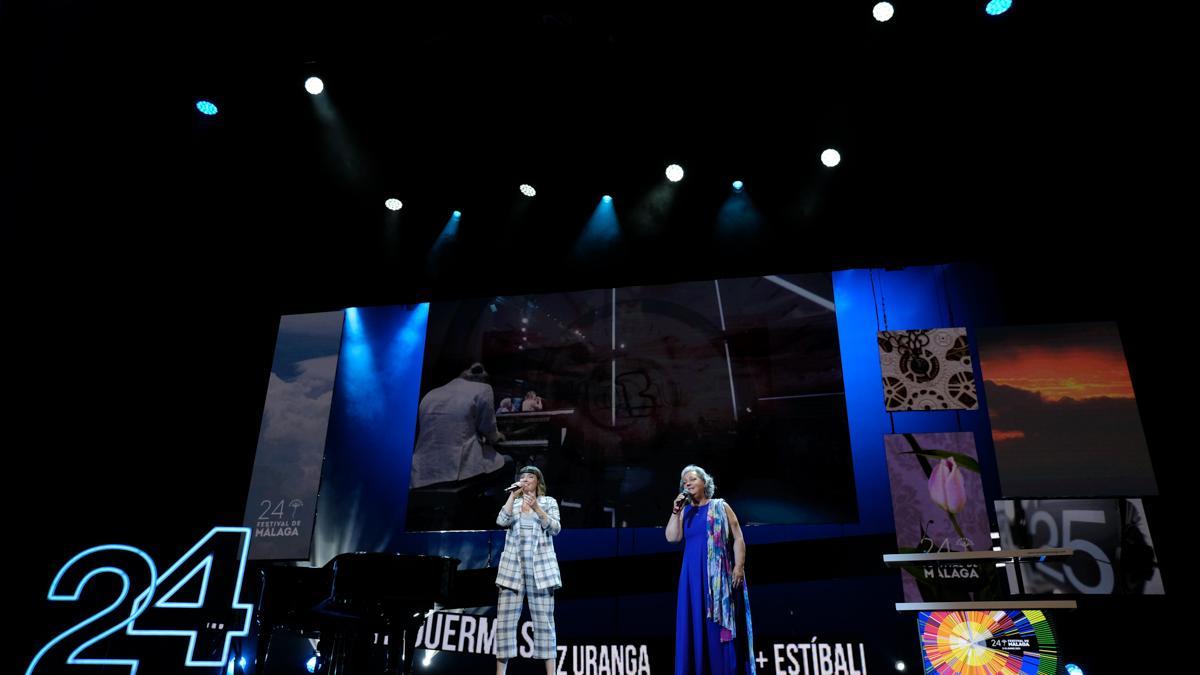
[26, 527, 254, 674]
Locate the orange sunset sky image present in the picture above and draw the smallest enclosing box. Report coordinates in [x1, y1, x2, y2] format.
[981, 345, 1134, 402]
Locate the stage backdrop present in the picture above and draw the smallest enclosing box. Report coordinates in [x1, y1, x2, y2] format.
[241, 310, 344, 560]
[246, 263, 1149, 673]
[413, 273, 855, 530]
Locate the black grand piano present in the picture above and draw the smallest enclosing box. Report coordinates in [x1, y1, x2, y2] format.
[250, 536, 898, 674]
[250, 548, 648, 674]
[253, 553, 479, 675]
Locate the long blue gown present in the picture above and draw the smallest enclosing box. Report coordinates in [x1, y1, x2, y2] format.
[675, 502, 739, 675]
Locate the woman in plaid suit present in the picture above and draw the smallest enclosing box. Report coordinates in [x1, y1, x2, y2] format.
[495, 465, 561, 675]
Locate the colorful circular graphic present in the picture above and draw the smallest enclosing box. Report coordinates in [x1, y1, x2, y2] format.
[918, 610, 1058, 675]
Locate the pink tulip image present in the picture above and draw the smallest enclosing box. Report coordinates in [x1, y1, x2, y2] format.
[928, 458, 967, 514]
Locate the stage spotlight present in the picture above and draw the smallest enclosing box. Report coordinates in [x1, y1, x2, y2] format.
[873, 2, 895, 22]
[196, 100, 218, 116]
[431, 211, 463, 257]
[821, 148, 842, 167]
[894, 661, 907, 672]
[665, 164, 684, 182]
[305, 76, 325, 95]
[986, 0, 1012, 15]
[345, 307, 362, 334]
[717, 185, 762, 235]
[306, 655, 319, 673]
[1065, 666, 1084, 675]
[573, 195, 621, 255]
[385, 198, 403, 211]
[520, 184, 537, 197]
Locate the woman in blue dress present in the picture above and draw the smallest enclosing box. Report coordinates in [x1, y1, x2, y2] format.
[665, 465, 755, 675]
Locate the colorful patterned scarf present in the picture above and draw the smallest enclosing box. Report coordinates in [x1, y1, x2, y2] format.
[705, 498, 756, 673]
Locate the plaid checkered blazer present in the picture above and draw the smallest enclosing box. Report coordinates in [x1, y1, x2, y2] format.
[494, 496, 562, 591]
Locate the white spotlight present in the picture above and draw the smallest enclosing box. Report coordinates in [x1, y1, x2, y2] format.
[665, 164, 684, 182]
[821, 148, 842, 167]
[385, 198, 403, 211]
[520, 184, 537, 197]
[305, 76, 325, 95]
[873, 3, 895, 22]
